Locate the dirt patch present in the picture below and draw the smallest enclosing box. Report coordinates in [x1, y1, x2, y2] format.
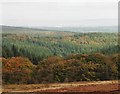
[2, 80, 120, 93]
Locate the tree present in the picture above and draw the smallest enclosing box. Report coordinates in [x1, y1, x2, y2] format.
[2, 57, 35, 84]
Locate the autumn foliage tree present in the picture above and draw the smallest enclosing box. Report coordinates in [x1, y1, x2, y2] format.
[1, 53, 119, 84]
[2, 57, 35, 84]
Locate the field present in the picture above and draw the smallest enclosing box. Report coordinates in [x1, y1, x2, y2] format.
[2, 80, 119, 94]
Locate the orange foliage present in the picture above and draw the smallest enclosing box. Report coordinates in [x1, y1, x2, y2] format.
[2, 57, 35, 72]
[2, 57, 36, 84]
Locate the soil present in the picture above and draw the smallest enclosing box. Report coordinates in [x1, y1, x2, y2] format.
[2, 80, 120, 94]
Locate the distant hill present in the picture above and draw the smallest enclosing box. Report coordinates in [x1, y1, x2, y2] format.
[1, 25, 75, 37]
[35, 26, 118, 33]
[1, 25, 117, 33]
[1, 25, 49, 33]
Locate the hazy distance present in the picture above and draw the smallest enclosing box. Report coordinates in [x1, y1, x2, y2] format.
[2, 2, 117, 27]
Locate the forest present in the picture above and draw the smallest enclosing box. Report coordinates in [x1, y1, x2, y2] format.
[1, 26, 120, 84]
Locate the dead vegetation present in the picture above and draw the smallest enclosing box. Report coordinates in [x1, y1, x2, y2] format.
[3, 80, 119, 93]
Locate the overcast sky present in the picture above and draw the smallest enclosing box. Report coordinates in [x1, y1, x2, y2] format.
[1, 1, 118, 27]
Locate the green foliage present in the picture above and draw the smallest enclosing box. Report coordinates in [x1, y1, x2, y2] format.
[2, 26, 119, 84]
[2, 31, 118, 64]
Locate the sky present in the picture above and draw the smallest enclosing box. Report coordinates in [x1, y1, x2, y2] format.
[1, 0, 118, 27]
